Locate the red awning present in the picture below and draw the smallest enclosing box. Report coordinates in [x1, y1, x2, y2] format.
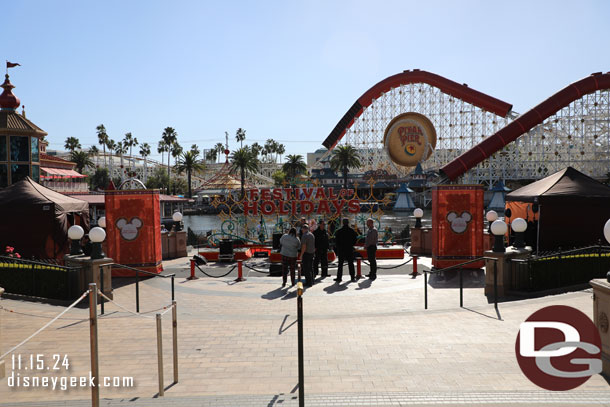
[41, 167, 87, 179]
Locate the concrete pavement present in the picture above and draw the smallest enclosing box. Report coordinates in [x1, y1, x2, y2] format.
[1, 255, 609, 406]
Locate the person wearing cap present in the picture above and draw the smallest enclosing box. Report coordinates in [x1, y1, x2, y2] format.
[299, 223, 315, 287]
[334, 218, 358, 283]
[365, 218, 378, 280]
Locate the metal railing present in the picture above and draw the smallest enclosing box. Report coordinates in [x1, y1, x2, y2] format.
[510, 243, 610, 292]
[99, 263, 175, 314]
[423, 257, 499, 310]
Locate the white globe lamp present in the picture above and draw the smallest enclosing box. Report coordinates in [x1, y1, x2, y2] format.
[413, 208, 423, 228]
[98, 216, 106, 228]
[490, 220, 507, 252]
[68, 225, 85, 255]
[511, 218, 527, 248]
[89, 227, 106, 259]
[172, 211, 183, 231]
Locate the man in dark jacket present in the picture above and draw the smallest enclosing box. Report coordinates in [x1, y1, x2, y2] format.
[313, 220, 330, 279]
[334, 218, 358, 283]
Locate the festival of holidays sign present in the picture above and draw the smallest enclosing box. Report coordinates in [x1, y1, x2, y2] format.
[383, 112, 437, 167]
[243, 187, 360, 216]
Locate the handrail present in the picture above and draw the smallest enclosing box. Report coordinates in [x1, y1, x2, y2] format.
[100, 263, 175, 314]
[104, 263, 175, 278]
[530, 244, 610, 261]
[426, 256, 492, 274]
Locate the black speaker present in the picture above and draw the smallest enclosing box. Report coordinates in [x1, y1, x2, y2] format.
[272, 233, 282, 250]
[219, 239, 233, 255]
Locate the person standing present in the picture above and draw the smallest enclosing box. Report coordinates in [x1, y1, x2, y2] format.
[279, 227, 300, 288]
[313, 220, 330, 279]
[334, 218, 358, 283]
[299, 224, 315, 287]
[365, 218, 378, 280]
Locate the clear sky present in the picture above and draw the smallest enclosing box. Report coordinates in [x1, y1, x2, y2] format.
[3, 0, 610, 162]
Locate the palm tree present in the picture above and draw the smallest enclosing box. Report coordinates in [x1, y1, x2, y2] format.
[96, 124, 109, 167]
[251, 142, 263, 157]
[64, 137, 81, 153]
[70, 150, 94, 173]
[116, 140, 128, 181]
[175, 150, 205, 198]
[170, 142, 183, 193]
[106, 139, 117, 180]
[282, 154, 307, 185]
[205, 149, 218, 163]
[276, 143, 286, 163]
[235, 128, 246, 148]
[158, 140, 168, 168]
[330, 145, 362, 189]
[139, 142, 151, 183]
[229, 147, 260, 200]
[214, 142, 226, 163]
[89, 145, 99, 166]
[264, 139, 274, 163]
[161, 127, 178, 192]
[123, 132, 138, 172]
[190, 144, 200, 157]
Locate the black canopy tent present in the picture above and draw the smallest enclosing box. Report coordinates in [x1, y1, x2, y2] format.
[506, 167, 610, 251]
[0, 177, 89, 260]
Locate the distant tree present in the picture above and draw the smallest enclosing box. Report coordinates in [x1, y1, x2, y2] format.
[157, 140, 168, 168]
[214, 142, 226, 163]
[145, 167, 169, 190]
[161, 127, 178, 193]
[282, 154, 307, 184]
[70, 150, 94, 173]
[229, 147, 260, 199]
[64, 137, 81, 152]
[106, 139, 117, 178]
[272, 170, 286, 187]
[139, 143, 151, 182]
[89, 167, 110, 191]
[276, 143, 286, 162]
[123, 132, 138, 171]
[251, 142, 263, 157]
[205, 149, 218, 163]
[235, 128, 246, 148]
[96, 124, 108, 167]
[89, 146, 99, 166]
[190, 144, 200, 157]
[330, 145, 361, 189]
[175, 150, 205, 198]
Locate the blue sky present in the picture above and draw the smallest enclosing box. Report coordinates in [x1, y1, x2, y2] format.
[3, 0, 610, 162]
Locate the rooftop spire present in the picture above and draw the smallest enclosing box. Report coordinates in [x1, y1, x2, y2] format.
[0, 74, 20, 110]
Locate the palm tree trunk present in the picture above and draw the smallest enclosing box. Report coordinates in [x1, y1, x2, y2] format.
[241, 167, 245, 200]
[344, 167, 348, 190]
[167, 153, 171, 194]
[188, 170, 192, 198]
[143, 156, 148, 183]
[103, 145, 107, 168]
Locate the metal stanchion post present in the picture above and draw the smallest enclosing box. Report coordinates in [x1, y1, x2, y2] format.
[136, 270, 140, 313]
[171, 275, 175, 301]
[459, 267, 463, 308]
[172, 301, 178, 383]
[424, 271, 428, 310]
[156, 313, 164, 397]
[494, 260, 498, 309]
[100, 267, 104, 315]
[297, 281, 304, 407]
[188, 259, 198, 280]
[412, 255, 418, 276]
[89, 283, 100, 407]
[356, 258, 362, 279]
[235, 260, 246, 282]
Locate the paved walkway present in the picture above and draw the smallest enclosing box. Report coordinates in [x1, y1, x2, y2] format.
[1, 256, 609, 406]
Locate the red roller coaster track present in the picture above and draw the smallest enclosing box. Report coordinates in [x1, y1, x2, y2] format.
[322, 69, 513, 150]
[440, 72, 610, 181]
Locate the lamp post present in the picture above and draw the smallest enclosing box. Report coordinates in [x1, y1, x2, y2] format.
[172, 211, 183, 232]
[98, 216, 106, 228]
[511, 218, 527, 248]
[68, 225, 85, 255]
[603, 219, 610, 282]
[490, 220, 507, 253]
[89, 227, 106, 260]
[413, 208, 423, 228]
[486, 210, 498, 234]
